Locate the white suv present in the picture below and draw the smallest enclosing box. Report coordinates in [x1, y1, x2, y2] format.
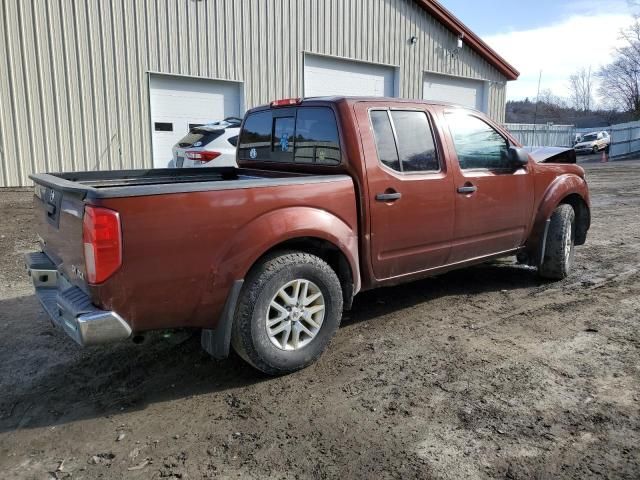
[574, 131, 610, 155]
[172, 117, 241, 168]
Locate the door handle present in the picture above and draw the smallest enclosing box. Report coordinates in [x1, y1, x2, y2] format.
[376, 192, 402, 202]
[457, 185, 477, 194]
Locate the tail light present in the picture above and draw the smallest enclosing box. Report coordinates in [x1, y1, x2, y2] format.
[83, 206, 122, 284]
[270, 98, 302, 107]
[185, 150, 221, 162]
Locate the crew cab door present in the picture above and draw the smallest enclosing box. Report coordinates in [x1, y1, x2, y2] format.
[443, 110, 534, 263]
[355, 103, 455, 280]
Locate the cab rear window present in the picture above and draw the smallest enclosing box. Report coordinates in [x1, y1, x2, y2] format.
[238, 107, 341, 165]
[239, 111, 271, 158]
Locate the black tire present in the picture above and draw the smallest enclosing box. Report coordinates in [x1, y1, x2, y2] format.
[538, 204, 575, 280]
[592, 145, 599, 154]
[231, 251, 343, 375]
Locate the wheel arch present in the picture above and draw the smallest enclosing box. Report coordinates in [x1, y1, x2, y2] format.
[558, 193, 590, 245]
[212, 206, 360, 307]
[202, 207, 359, 360]
[525, 174, 590, 262]
[248, 236, 357, 310]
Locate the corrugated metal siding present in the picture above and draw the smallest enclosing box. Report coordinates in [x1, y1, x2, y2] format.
[0, 0, 510, 186]
[488, 81, 507, 123]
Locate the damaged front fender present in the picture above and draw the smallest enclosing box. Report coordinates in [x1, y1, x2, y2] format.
[523, 146, 576, 164]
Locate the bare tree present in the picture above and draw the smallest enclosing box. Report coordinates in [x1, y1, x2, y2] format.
[598, 17, 640, 116]
[568, 67, 594, 112]
[538, 88, 567, 108]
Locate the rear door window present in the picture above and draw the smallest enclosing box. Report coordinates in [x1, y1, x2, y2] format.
[370, 111, 400, 171]
[370, 110, 440, 173]
[390, 111, 439, 172]
[238, 107, 341, 165]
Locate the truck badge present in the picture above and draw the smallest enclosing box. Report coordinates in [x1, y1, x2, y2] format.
[250, 148, 257, 159]
[71, 265, 85, 280]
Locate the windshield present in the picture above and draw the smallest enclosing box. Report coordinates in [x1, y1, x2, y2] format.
[581, 134, 597, 142]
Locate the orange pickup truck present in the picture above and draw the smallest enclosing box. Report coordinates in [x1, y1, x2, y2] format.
[26, 97, 590, 374]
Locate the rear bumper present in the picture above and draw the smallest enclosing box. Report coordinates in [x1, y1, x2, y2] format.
[25, 252, 132, 346]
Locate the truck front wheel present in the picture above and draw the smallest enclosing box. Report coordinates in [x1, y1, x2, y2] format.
[231, 251, 343, 375]
[538, 204, 575, 280]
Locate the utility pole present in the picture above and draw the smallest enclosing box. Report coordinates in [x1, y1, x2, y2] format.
[532, 70, 543, 146]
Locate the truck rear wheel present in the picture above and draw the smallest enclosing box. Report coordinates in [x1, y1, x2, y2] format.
[231, 251, 343, 375]
[538, 204, 575, 280]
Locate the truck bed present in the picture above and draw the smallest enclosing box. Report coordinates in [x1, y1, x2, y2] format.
[29, 165, 356, 334]
[30, 167, 329, 199]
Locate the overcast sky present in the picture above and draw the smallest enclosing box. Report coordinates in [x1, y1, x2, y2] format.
[439, 0, 636, 101]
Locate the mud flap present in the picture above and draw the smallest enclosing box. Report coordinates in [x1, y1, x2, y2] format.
[201, 280, 244, 360]
[538, 218, 552, 267]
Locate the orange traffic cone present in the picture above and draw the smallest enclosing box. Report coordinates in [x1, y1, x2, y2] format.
[600, 149, 608, 163]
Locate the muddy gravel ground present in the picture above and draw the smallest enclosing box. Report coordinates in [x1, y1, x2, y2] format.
[1, 160, 639, 480]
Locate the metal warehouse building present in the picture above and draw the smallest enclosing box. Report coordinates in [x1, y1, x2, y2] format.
[0, 0, 518, 187]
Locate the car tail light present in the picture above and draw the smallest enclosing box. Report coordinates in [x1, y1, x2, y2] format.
[83, 206, 122, 284]
[270, 98, 302, 107]
[185, 150, 222, 162]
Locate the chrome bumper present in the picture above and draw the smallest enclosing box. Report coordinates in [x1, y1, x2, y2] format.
[25, 252, 132, 346]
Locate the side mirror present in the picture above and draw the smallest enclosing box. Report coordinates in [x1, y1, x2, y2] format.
[508, 146, 530, 167]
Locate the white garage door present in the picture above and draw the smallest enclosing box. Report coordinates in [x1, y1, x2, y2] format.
[423, 73, 486, 111]
[304, 54, 396, 98]
[149, 74, 241, 168]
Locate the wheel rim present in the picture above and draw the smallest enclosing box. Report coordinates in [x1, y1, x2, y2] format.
[564, 224, 574, 264]
[266, 279, 325, 351]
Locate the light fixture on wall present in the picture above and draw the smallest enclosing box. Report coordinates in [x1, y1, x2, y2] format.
[409, 35, 418, 45]
[449, 34, 464, 59]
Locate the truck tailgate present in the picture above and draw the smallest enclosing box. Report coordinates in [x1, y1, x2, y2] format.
[33, 182, 88, 291]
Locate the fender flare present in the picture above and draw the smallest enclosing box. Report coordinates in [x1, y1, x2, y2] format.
[212, 206, 360, 294]
[527, 174, 589, 263]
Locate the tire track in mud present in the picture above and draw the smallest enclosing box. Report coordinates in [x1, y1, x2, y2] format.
[1, 162, 640, 479]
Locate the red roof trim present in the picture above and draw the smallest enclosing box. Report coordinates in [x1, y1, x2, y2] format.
[414, 0, 520, 80]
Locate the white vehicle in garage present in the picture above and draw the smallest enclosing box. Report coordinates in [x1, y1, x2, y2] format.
[172, 118, 242, 168]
